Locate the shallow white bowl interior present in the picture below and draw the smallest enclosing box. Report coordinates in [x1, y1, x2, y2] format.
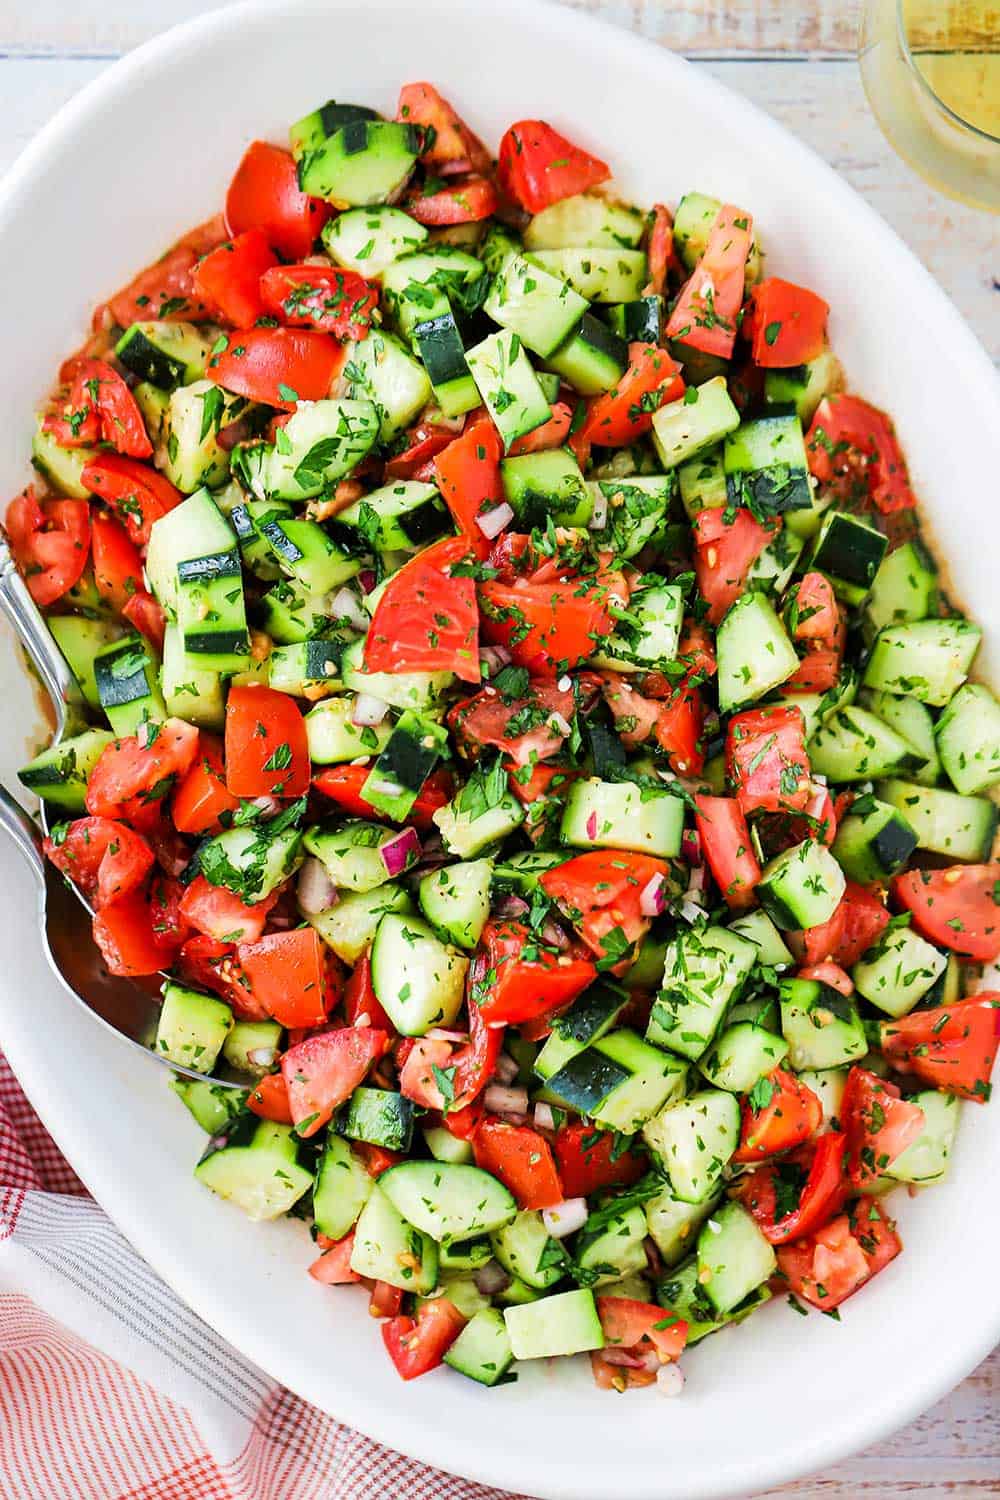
[1, 3, 999, 1496]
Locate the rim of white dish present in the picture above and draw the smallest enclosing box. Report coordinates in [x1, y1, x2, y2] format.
[1, 3, 999, 1496]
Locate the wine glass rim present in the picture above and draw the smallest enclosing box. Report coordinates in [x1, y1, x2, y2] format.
[895, 0, 1000, 146]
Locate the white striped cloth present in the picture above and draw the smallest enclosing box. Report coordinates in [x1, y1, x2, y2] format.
[0, 1054, 532, 1500]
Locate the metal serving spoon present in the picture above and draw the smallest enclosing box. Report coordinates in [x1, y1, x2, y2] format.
[0, 532, 241, 1088]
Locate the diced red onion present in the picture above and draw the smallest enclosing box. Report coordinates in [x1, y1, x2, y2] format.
[602, 1347, 650, 1370]
[247, 1046, 277, 1069]
[480, 645, 512, 678]
[358, 569, 377, 595]
[331, 586, 369, 633]
[557, 675, 572, 693]
[681, 829, 702, 866]
[251, 794, 282, 817]
[547, 712, 572, 738]
[493, 1052, 519, 1085]
[354, 1011, 371, 1028]
[588, 488, 609, 530]
[542, 1198, 588, 1239]
[495, 894, 529, 920]
[217, 414, 256, 451]
[380, 827, 421, 877]
[352, 692, 390, 726]
[484, 1084, 529, 1115]
[473, 1260, 511, 1295]
[680, 900, 703, 926]
[541, 921, 570, 951]
[657, 1363, 685, 1396]
[534, 1101, 556, 1130]
[476, 501, 514, 540]
[298, 856, 338, 915]
[639, 873, 667, 917]
[685, 865, 706, 898]
[586, 811, 598, 840]
[811, 772, 828, 786]
[425, 1027, 468, 1044]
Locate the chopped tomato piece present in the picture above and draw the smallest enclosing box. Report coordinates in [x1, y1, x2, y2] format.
[364, 536, 480, 682]
[352, 1142, 403, 1177]
[473, 1117, 564, 1210]
[92, 886, 176, 976]
[309, 1233, 360, 1285]
[5, 492, 90, 607]
[665, 204, 753, 360]
[397, 83, 491, 176]
[508, 402, 573, 456]
[733, 1067, 823, 1163]
[693, 505, 780, 625]
[312, 763, 452, 829]
[179, 874, 276, 946]
[748, 278, 829, 368]
[177, 935, 253, 1013]
[102, 219, 222, 328]
[80, 454, 182, 547]
[786, 570, 840, 648]
[553, 1122, 647, 1200]
[260, 264, 378, 340]
[45, 358, 152, 459]
[247, 1070, 294, 1124]
[781, 650, 842, 695]
[342, 950, 395, 1033]
[580, 344, 684, 448]
[44, 816, 154, 908]
[386, 421, 458, 481]
[645, 203, 677, 296]
[382, 1297, 466, 1380]
[806, 394, 916, 515]
[171, 735, 240, 835]
[479, 544, 624, 678]
[225, 139, 331, 259]
[693, 794, 761, 911]
[776, 1201, 901, 1311]
[841, 1066, 925, 1187]
[449, 678, 578, 768]
[893, 864, 1000, 963]
[541, 851, 668, 964]
[433, 415, 504, 558]
[369, 1281, 404, 1319]
[208, 327, 344, 410]
[471, 919, 595, 1026]
[596, 1296, 687, 1363]
[280, 1025, 390, 1137]
[404, 175, 498, 225]
[86, 719, 200, 824]
[726, 705, 811, 815]
[880, 995, 1000, 1102]
[733, 1131, 848, 1245]
[399, 1036, 455, 1110]
[497, 120, 609, 213]
[654, 681, 706, 776]
[192, 228, 277, 328]
[90, 510, 144, 613]
[797, 961, 854, 996]
[798, 881, 889, 968]
[238, 928, 333, 1029]
[123, 589, 167, 653]
[224, 684, 310, 797]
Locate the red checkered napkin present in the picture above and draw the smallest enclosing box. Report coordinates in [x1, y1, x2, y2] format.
[0, 1054, 534, 1500]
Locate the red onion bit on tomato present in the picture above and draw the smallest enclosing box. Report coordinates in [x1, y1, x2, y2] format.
[475, 501, 514, 540]
[542, 1198, 589, 1239]
[483, 1083, 529, 1115]
[297, 856, 338, 915]
[480, 644, 513, 678]
[380, 827, 421, 878]
[534, 1101, 556, 1131]
[639, 872, 667, 918]
[352, 692, 390, 727]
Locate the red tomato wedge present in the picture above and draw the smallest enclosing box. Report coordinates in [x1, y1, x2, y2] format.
[776, 1202, 901, 1311]
[192, 228, 278, 328]
[386, 421, 458, 481]
[541, 851, 668, 963]
[733, 1131, 848, 1245]
[479, 544, 625, 678]
[45, 358, 152, 459]
[665, 204, 753, 359]
[92, 888, 176, 977]
[260, 264, 378, 340]
[208, 327, 344, 410]
[342, 949, 395, 1034]
[224, 684, 310, 797]
[553, 1123, 647, 1200]
[726, 704, 811, 815]
[841, 1066, 926, 1187]
[497, 120, 610, 213]
[786, 571, 841, 647]
[179, 874, 276, 946]
[580, 344, 684, 447]
[238, 928, 333, 1029]
[309, 1233, 361, 1285]
[225, 139, 331, 259]
[404, 175, 498, 225]
[102, 218, 223, 328]
[81, 454, 182, 547]
[748, 278, 829, 368]
[44, 816, 154, 909]
[733, 1067, 823, 1163]
[798, 880, 889, 968]
[5, 491, 90, 607]
[312, 763, 452, 830]
[470, 918, 595, 1026]
[397, 83, 491, 177]
[508, 402, 572, 457]
[893, 864, 1000, 963]
[382, 1297, 467, 1381]
[596, 1296, 687, 1363]
[247, 1070, 295, 1124]
[449, 678, 578, 767]
[369, 1281, 404, 1319]
[280, 1025, 390, 1137]
[693, 794, 761, 910]
[171, 735, 240, 836]
[86, 719, 200, 824]
[91, 510, 144, 612]
[806, 394, 916, 515]
[473, 1117, 564, 1210]
[645, 203, 677, 296]
[693, 505, 780, 625]
[432, 416, 504, 558]
[879, 996, 1000, 1102]
[364, 536, 480, 682]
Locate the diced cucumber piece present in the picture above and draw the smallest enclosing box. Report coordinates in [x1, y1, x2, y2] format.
[342, 329, 432, 442]
[651, 377, 740, 470]
[723, 413, 811, 516]
[381, 1161, 517, 1242]
[809, 510, 887, 605]
[644, 1185, 719, 1268]
[47, 616, 122, 712]
[808, 706, 915, 783]
[32, 420, 100, 497]
[176, 549, 250, 674]
[239, 399, 379, 503]
[876, 779, 998, 863]
[299, 119, 421, 205]
[350, 1183, 438, 1293]
[863, 619, 982, 706]
[255, 514, 360, 596]
[501, 448, 592, 527]
[642, 1090, 740, 1203]
[936, 683, 1000, 795]
[418, 859, 492, 948]
[115, 320, 213, 390]
[222, 1019, 283, 1077]
[466, 329, 550, 450]
[588, 477, 676, 564]
[728, 909, 794, 969]
[321, 204, 428, 275]
[304, 821, 409, 893]
[312, 1135, 373, 1240]
[484, 253, 589, 358]
[18, 728, 115, 813]
[370, 912, 469, 1035]
[699, 1021, 788, 1093]
[305, 696, 391, 764]
[161, 622, 225, 731]
[490, 1210, 567, 1290]
[780, 978, 868, 1070]
[422, 1125, 474, 1165]
[831, 795, 918, 884]
[306, 882, 412, 964]
[887, 1091, 960, 1184]
[339, 1086, 415, 1151]
[852, 924, 946, 1017]
[696, 1202, 776, 1316]
[342, 636, 453, 712]
[289, 98, 379, 158]
[606, 294, 663, 345]
[158, 381, 246, 493]
[647, 925, 757, 1061]
[529, 248, 647, 303]
[154, 981, 232, 1072]
[678, 444, 727, 518]
[796, 1067, 848, 1128]
[433, 782, 525, 858]
[492, 849, 568, 895]
[546, 1029, 687, 1133]
[763, 349, 842, 424]
[503, 1288, 604, 1360]
[197, 823, 304, 905]
[195, 1117, 312, 1221]
[861, 689, 941, 786]
[574, 1201, 649, 1286]
[590, 581, 683, 668]
[716, 592, 799, 712]
[543, 312, 628, 395]
[523, 194, 645, 251]
[534, 981, 630, 1081]
[169, 1077, 246, 1135]
[560, 777, 685, 857]
[94, 635, 166, 734]
[338, 479, 450, 554]
[757, 839, 845, 930]
[864, 539, 938, 638]
[444, 1308, 514, 1387]
[146, 487, 236, 615]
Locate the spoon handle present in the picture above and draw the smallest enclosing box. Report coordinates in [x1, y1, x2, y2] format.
[0, 784, 46, 888]
[0, 528, 85, 739]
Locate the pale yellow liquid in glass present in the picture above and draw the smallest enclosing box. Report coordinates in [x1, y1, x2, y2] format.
[859, 0, 1000, 209]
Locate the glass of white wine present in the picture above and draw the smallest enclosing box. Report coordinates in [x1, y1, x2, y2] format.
[859, 0, 1000, 210]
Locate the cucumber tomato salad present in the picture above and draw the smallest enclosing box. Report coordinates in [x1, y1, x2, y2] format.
[11, 84, 1000, 1394]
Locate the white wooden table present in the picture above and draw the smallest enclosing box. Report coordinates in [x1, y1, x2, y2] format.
[2, 2, 998, 1493]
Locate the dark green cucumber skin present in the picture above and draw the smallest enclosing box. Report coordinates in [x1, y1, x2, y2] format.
[552, 981, 629, 1047]
[372, 719, 441, 794]
[725, 469, 811, 515]
[116, 327, 185, 389]
[338, 1087, 415, 1151]
[415, 313, 470, 387]
[814, 515, 888, 587]
[573, 311, 629, 367]
[94, 640, 155, 709]
[607, 296, 663, 344]
[545, 1052, 630, 1114]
